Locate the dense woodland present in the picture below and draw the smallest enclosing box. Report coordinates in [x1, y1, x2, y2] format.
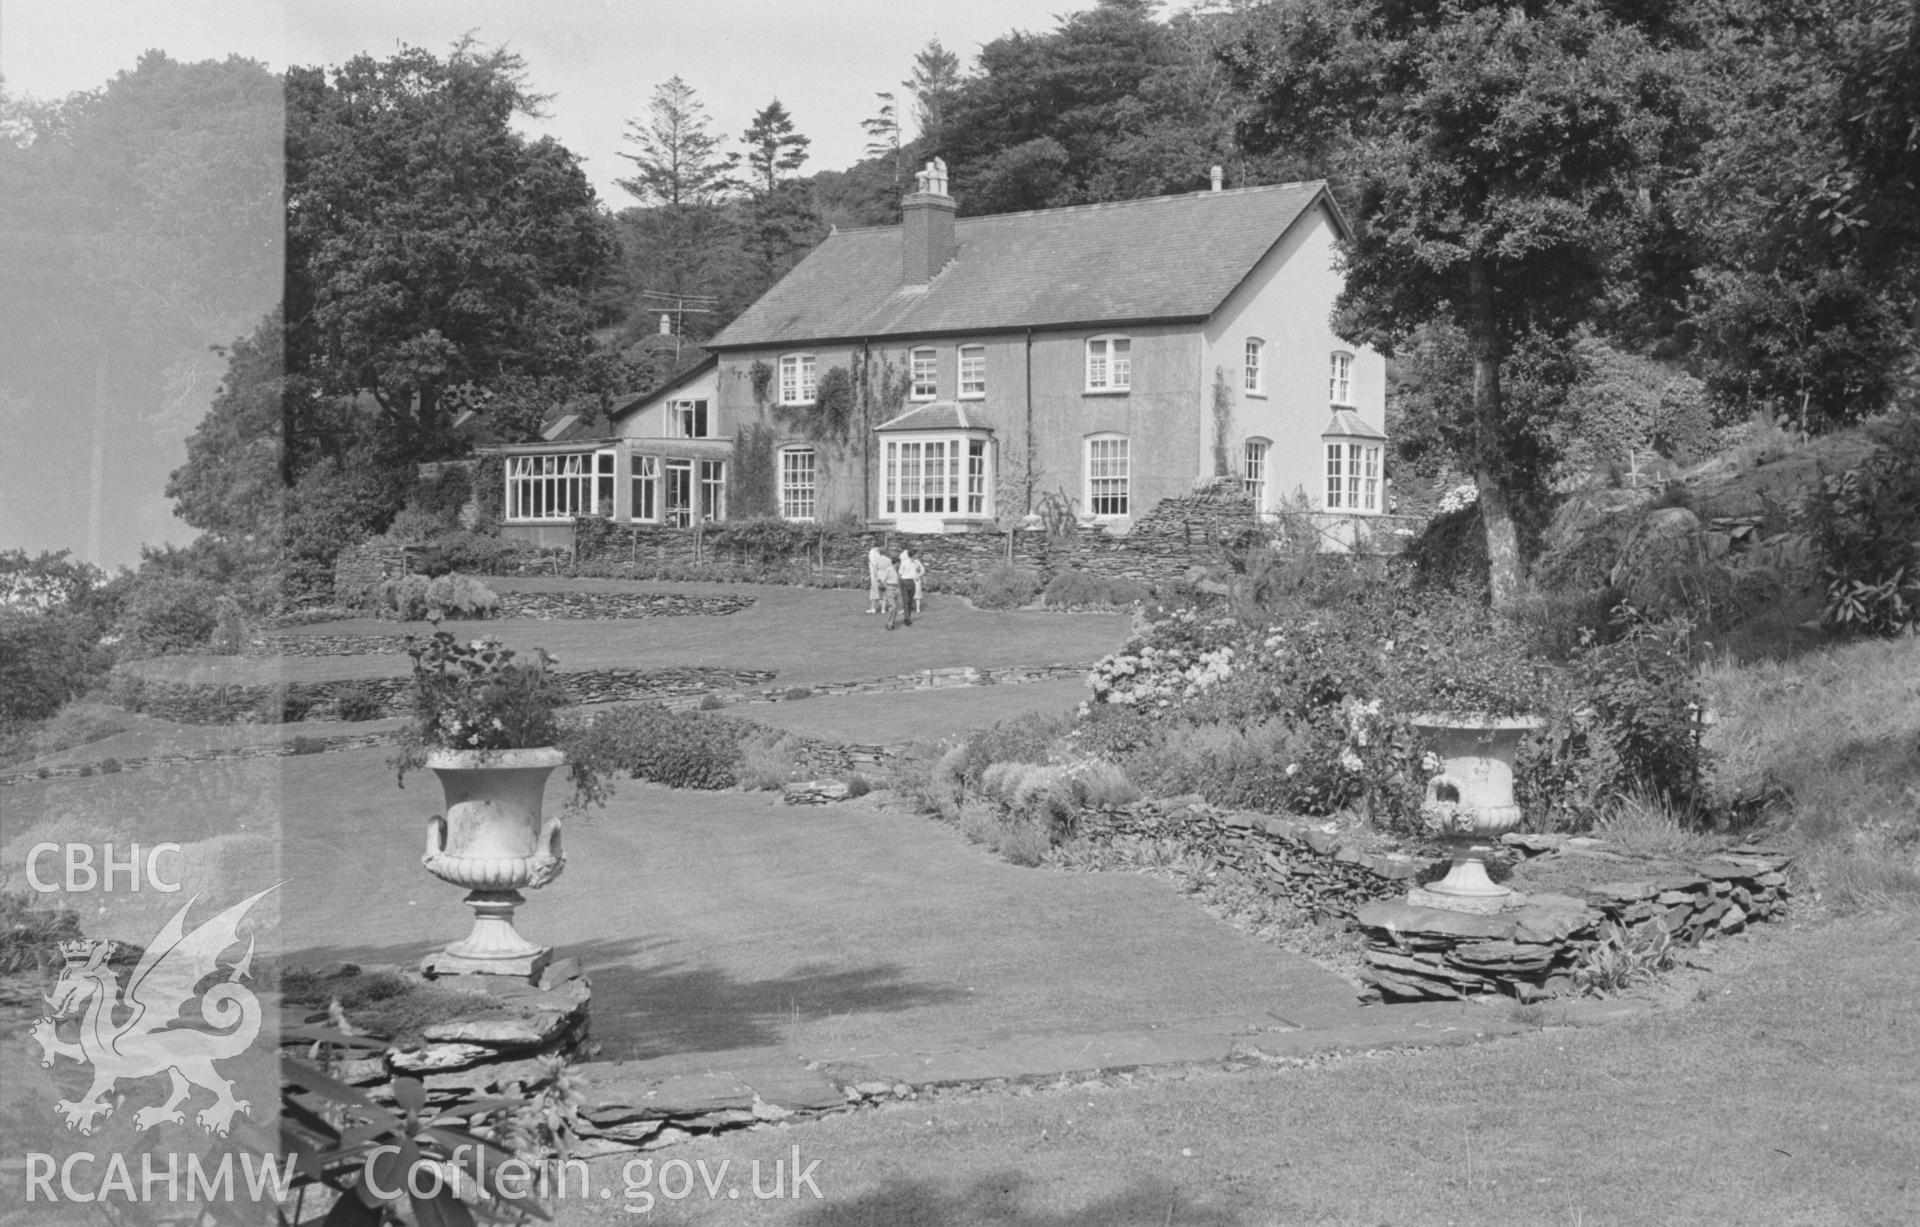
[1, 0, 1915, 606]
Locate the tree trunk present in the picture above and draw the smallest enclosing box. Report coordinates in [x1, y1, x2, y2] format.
[1467, 255, 1524, 608]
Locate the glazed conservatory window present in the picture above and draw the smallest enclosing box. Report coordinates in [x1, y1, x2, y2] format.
[1085, 336, 1131, 392]
[778, 353, 816, 405]
[507, 453, 595, 522]
[780, 448, 816, 521]
[1086, 434, 1130, 517]
[1325, 441, 1382, 512]
[910, 347, 938, 400]
[699, 459, 727, 522]
[959, 345, 986, 399]
[631, 455, 658, 522]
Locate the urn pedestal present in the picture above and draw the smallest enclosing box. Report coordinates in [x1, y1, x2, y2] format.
[419, 748, 567, 979]
[1407, 715, 1541, 916]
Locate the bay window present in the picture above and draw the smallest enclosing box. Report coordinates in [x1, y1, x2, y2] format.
[1324, 440, 1382, 512]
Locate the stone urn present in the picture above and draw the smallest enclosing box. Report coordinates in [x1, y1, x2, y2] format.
[1407, 714, 1542, 915]
[420, 747, 567, 978]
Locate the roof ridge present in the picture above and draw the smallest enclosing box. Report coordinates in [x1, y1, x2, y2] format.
[818, 180, 1328, 237]
[956, 180, 1325, 227]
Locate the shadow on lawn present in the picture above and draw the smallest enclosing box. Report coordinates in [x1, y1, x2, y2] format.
[277, 934, 967, 1060]
[788, 1171, 1246, 1226]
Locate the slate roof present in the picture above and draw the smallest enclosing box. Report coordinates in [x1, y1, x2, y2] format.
[709, 182, 1335, 349]
[875, 401, 988, 432]
[1324, 409, 1388, 440]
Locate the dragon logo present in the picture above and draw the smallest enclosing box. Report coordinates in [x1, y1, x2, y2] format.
[29, 885, 278, 1137]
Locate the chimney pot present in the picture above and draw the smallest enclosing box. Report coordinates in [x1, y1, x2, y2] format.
[1210, 165, 1224, 193]
[902, 158, 957, 285]
[659, 313, 671, 335]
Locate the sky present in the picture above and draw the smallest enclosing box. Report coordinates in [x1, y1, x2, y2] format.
[1, 0, 1090, 206]
[0, 0, 1100, 566]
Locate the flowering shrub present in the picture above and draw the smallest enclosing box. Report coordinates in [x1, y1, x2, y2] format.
[1085, 611, 1242, 709]
[1437, 482, 1480, 515]
[390, 633, 614, 812]
[399, 633, 563, 753]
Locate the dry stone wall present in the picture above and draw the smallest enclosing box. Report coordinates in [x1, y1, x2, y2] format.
[1354, 839, 1792, 1001]
[561, 490, 1426, 594]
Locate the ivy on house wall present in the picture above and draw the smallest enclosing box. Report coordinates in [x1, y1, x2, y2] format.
[749, 360, 774, 410]
[733, 423, 779, 518]
[1211, 366, 1235, 477]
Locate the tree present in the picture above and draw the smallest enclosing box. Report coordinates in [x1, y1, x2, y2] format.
[933, 0, 1256, 214]
[617, 76, 739, 209]
[905, 38, 963, 140]
[1674, 0, 1918, 431]
[742, 99, 810, 197]
[1, 54, 282, 566]
[862, 92, 905, 191]
[285, 40, 616, 462]
[1225, 0, 1684, 606]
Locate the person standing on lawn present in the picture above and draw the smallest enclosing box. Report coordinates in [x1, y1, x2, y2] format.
[878, 552, 904, 630]
[866, 543, 888, 614]
[898, 547, 924, 623]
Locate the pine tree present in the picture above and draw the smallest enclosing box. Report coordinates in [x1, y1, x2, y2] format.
[616, 76, 738, 208]
[741, 98, 811, 197]
[904, 38, 962, 140]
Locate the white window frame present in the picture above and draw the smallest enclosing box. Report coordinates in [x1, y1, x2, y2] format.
[1244, 338, 1265, 396]
[909, 347, 938, 401]
[631, 454, 659, 522]
[779, 447, 816, 521]
[1085, 335, 1132, 393]
[1330, 351, 1353, 407]
[698, 459, 727, 522]
[1085, 434, 1130, 518]
[778, 353, 817, 406]
[1324, 440, 1383, 513]
[664, 459, 694, 526]
[506, 452, 598, 523]
[959, 345, 986, 399]
[879, 433, 993, 521]
[1243, 437, 1269, 510]
[667, 398, 710, 439]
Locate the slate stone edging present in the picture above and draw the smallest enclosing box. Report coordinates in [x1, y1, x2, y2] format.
[1351, 839, 1793, 1002]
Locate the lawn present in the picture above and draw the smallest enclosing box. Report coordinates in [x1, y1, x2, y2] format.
[553, 911, 1920, 1227]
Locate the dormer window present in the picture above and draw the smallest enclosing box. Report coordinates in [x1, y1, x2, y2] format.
[910, 347, 938, 401]
[1244, 338, 1265, 395]
[1086, 336, 1131, 393]
[778, 353, 817, 406]
[1329, 351, 1353, 407]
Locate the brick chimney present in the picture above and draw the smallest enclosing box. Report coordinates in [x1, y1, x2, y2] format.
[902, 158, 956, 285]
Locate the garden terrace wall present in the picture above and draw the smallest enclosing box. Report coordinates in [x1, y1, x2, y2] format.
[561, 491, 1427, 592]
[1353, 840, 1793, 1002]
[107, 667, 779, 725]
[1077, 804, 1791, 1004]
